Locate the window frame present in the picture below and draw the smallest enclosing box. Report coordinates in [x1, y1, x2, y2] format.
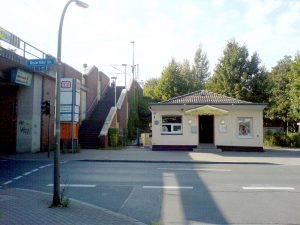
[161, 115, 183, 135]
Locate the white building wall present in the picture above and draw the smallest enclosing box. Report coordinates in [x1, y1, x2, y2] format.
[16, 74, 42, 153]
[151, 104, 264, 147]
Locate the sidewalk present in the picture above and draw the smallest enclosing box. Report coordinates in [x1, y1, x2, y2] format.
[0, 188, 146, 225]
[2, 146, 300, 165]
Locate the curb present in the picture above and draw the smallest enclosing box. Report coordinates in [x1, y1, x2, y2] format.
[1, 157, 281, 165]
[77, 159, 280, 165]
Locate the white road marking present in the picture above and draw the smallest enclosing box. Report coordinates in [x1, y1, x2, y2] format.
[0, 160, 7, 162]
[13, 176, 23, 180]
[143, 186, 193, 189]
[31, 169, 39, 172]
[47, 184, 96, 188]
[39, 166, 47, 169]
[243, 187, 295, 190]
[3, 180, 13, 185]
[157, 168, 232, 172]
[23, 172, 32, 176]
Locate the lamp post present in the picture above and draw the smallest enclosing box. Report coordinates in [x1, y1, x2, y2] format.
[121, 64, 127, 88]
[53, 0, 88, 206]
[111, 77, 117, 107]
[130, 41, 135, 107]
[111, 76, 117, 127]
[130, 41, 135, 79]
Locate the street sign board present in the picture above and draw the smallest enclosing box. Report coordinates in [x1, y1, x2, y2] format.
[27, 58, 56, 67]
[33, 65, 48, 71]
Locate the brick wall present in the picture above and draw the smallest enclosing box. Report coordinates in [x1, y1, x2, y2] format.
[117, 93, 128, 129]
[86, 66, 99, 117]
[99, 71, 110, 98]
[62, 63, 82, 81]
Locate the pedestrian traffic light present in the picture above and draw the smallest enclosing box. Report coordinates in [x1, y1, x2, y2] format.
[41, 100, 50, 115]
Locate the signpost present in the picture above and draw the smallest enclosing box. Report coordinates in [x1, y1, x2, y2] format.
[60, 78, 80, 152]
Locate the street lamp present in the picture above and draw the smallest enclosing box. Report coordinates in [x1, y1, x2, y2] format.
[111, 77, 117, 107]
[53, 0, 88, 207]
[130, 41, 135, 78]
[111, 76, 117, 128]
[121, 64, 127, 88]
[130, 41, 136, 107]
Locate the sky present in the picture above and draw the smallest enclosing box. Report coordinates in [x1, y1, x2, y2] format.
[1, 0, 300, 86]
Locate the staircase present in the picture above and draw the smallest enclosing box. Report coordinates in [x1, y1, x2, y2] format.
[79, 86, 123, 149]
[193, 144, 222, 153]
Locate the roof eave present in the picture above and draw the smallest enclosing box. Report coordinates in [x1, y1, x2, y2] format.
[149, 102, 268, 106]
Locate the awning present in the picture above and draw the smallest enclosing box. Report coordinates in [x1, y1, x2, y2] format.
[185, 105, 229, 116]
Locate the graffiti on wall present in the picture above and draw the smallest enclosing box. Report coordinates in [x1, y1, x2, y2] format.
[18, 120, 31, 135]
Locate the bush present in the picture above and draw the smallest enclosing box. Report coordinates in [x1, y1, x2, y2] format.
[264, 131, 300, 147]
[287, 132, 300, 147]
[108, 128, 120, 147]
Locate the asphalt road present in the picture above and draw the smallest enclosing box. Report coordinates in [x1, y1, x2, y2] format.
[1, 159, 300, 225]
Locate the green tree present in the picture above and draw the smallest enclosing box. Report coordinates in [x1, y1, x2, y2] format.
[206, 39, 268, 102]
[265, 56, 293, 127]
[179, 59, 193, 92]
[247, 52, 269, 102]
[288, 54, 300, 122]
[143, 78, 160, 100]
[156, 58, 187, 101]
[192, 45, 210, 90]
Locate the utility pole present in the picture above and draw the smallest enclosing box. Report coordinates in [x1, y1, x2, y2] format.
[130, 41, 135, 107]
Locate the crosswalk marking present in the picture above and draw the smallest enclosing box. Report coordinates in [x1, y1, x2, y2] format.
[243, 187, 295, 190]
[157, 168, 232, 172]
[143, 186, 193, 189]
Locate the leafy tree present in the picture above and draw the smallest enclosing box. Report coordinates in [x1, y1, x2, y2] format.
[192, 45, 210, 90]
[265, 56, 293, 127]
[206, 39, 268, 102]
[247, 52, 269, 103]
[179, 59, 193, 92]
[288, 54, 300, 122]
[156, 58, 187, 101]
[143, 78, 160, 100]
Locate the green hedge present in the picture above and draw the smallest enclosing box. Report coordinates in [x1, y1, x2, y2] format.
[264, 131, 300, 147]
[108, 128, 120, 147]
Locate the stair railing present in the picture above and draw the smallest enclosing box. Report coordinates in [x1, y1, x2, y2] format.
[98, 88, 128, 147]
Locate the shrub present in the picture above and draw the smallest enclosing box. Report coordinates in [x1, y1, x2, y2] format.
[264, 131, 300, 147]
[108, 128, 120, 147]
[287, 132, 300, 147]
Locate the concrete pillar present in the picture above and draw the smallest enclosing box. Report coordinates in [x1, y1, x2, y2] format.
[16, 74, 42, 153]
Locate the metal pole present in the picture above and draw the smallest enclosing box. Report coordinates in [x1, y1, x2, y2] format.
[125, 65, 127, 88]
[71, 79, 76, 153]
[48, 112, 51, 158]
[122, 64, 127, 88]
[53, 0, 88, 207]
[130, 41, 135, 107]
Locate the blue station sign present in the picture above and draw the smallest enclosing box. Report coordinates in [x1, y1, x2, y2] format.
[27, 58, 56, 67]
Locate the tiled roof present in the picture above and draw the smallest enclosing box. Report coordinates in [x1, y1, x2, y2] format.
[159, 90, 252, 105]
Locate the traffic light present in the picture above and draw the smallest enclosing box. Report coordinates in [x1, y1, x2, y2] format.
[41, 100, 50, 115]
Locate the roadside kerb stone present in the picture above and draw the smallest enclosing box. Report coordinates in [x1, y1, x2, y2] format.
[1, 147, 300, 165]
